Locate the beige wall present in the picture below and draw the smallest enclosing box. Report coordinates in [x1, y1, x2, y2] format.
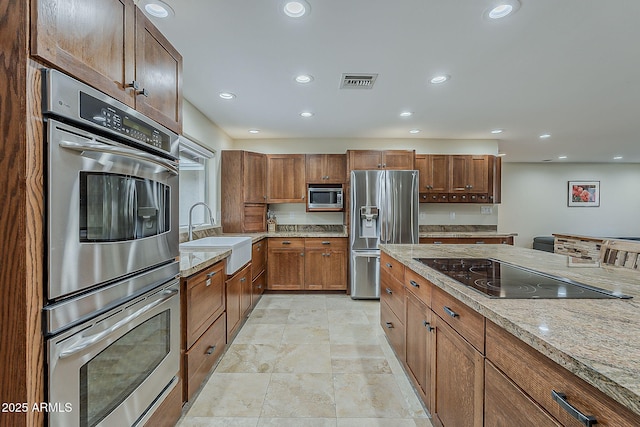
[499, 163, 640, 248]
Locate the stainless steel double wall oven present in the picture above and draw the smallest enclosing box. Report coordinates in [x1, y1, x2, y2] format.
[42, 69, 181, 427]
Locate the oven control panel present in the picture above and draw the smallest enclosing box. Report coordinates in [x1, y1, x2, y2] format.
[80, 92, 170, 153]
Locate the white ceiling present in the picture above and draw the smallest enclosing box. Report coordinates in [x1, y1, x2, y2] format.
[147, 0, 640, 163]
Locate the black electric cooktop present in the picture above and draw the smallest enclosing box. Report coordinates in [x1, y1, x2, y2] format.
[414, 258, 632, 299]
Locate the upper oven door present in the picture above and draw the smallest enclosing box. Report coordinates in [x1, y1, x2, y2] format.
[47, 118, 179, 301]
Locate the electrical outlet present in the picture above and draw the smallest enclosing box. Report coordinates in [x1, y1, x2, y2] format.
[481, 206, 493, 215]
[449, 212, 456, 220]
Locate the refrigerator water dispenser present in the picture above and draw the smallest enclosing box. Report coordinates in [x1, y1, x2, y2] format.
[359, 206, 379, 238]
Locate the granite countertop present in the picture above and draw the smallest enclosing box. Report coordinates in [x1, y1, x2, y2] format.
[419, 231, 517, 238]
[379, 243, 640, 416]
[179, 248, 230, 277]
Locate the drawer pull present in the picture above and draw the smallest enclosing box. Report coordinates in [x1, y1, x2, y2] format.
[282, 241, 291, 245]
[443, 306, 459, 318]
[385, 322, 394, 329]
[240, 277, 246, 282]
[551, 390, 597, 426]
[410, 280, 419, 288]
[433, 241, 443, 245]
[385, 288, 393, 295]
[207, 271, 217, 278]
[206, 345, 217, 355]
[475, 241, 485, 244]
[322, 241, 331, 245]
[386, 263, 392, 268]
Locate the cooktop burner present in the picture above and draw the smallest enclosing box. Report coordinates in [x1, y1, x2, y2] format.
[414, 258, 632, 299]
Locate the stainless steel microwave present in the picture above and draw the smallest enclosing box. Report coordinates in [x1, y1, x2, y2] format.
[307, 185, 343, 210]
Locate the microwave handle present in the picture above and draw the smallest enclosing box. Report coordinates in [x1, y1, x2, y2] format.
[59, 288, 178, 359]
[59, 140, 179, 175]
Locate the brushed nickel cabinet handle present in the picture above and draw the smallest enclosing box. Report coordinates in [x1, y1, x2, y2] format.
[410, 280, 419, 288]
[207, 271, 217, 278]
[443, 306, 459, 318]
[551, 390, 597, 426]
[206, 345, 216, 355]
[386, 263, 392, 268]
[385, 288, 393, 294]
[282, 241, 291, 245]
[385, 322, 393, 329]
[322, 241, 331, 245]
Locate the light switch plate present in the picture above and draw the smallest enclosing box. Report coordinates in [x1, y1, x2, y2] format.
[481, 206, 493, 215]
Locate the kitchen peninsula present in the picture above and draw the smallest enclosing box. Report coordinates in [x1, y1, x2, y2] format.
[380, 243, 640, 426]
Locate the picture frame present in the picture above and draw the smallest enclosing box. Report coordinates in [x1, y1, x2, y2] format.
[568, 181, 600, 207]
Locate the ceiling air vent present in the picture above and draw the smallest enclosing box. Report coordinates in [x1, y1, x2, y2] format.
[340, 73, 378, 89]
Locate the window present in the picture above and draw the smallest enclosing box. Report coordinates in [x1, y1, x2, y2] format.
[178, 136, 215, 228]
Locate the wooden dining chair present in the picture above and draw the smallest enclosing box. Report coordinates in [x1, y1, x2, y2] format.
[599, 239, 640, 269]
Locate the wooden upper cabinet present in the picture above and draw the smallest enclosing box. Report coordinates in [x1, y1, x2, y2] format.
[415, 154, 449, 193]
[31, 0, 183, 133]
[348, 150, 414, 170]
[134, 8, 182, 133]
[306, 154, 346, 183]
[243, 151, 267, 203]
[267, 154, 306, 203]
[449, 155, 490, 194]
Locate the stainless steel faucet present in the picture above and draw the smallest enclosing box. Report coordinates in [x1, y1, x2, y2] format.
[188, 202, 215, 241]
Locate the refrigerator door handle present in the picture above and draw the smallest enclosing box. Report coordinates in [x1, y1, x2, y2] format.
[379, 171, 387, 244]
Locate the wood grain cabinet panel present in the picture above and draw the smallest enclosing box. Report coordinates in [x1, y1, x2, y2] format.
[348, 150, 415, 170]
[304, 238, 348, 290]
[380, 299, 405, 360]
[306, 154, 346, 183]
[267, 154, 306, 203]
[486, 320, 640, 427]
[432, 285, 485, 353]
[449, 155, 489, 194]
[267, 238, 305, 290]
[226, 263, 251, 340]
[184, 314, 226, 402]
[183, 261, 225, 349]
[382, 150, 415, 169]
[433, 315, 484, 427]
[405, 291, 435, 411]
[134, 8, 182, 133]
[419, 237, 514, 245]
[415, 154, 449, 193]
[484, 360, 560, 427]
[221, 151, 267, 232]
[32, 0, 183, 133]
[380, 268, 405, 322]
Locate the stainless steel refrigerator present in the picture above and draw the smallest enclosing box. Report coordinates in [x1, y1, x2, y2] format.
[350, 170, 419, 299]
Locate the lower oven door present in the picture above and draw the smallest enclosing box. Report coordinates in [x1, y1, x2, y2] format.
[47, 280, 180, 427]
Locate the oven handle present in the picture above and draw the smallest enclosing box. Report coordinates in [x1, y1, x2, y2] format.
[59, 288, 178, 359]
[59, 140, 179, 175]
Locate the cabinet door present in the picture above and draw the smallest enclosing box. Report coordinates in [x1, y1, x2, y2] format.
[134, 8, 182, 133]
[405, 292, 434, 411]
[348, 150, 382, 170]
[267, 154, 306, 203]
[449, 155, 470, 193]
[32, 0, 136, 106]
[251, 270, 266, 307]
[304, 248, 326, 290]
[183, 261, 225, 349]
[244, 152, 266, 203]
[449, 155, 489, 194]
[305, 154, 326, 183]
[305, 238, 347, 290]
[382, 150, 415, 169]
[251, 240, 267, 280]
[240, 268, 252, 318]
[467, 155, 489, 193]
[267, 239, 305, 290]
[323, 248, 348, 290]
[226, 272, 242, 339]
[416, 154, 448, 194]
[323, 154, 347, 183]
[433, 316, 484, 427]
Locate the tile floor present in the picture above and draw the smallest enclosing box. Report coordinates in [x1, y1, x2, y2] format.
[178, 293, 434, 427]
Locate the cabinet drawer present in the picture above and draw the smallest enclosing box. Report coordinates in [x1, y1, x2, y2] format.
[486, 321, 640, 427]
[380, 300, 405, 360]
[251, 239, 267, 279]
[380, 269, 405, 322]
[184, 261, 225, 349]
[304, 237, 348, 249]
[184, 313, 226, 402]
[432, 286, 485, 353]
[405, 267, 432, 307]
[381, 252, 405, 284]
[269, 237, 305, 248]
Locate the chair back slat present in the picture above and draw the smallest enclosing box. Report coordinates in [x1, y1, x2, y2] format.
[599, 240, 640, 270]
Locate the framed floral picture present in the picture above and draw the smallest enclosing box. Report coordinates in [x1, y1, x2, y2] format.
[568, 181, 600, 207]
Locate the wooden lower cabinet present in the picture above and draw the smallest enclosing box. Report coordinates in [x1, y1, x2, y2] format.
[433, 315, 484, 427]
[251, 239, 267, 307]
[380, 299, 404, 358]
[226, 263, 251, 340]
[267, 238, 305, 290]
[405, 291, 435, 410]
[267, 237, 348, 291]
[142, 378, 182, 427]
[181, 260, 227, 402]
[484, 360, 560, 427]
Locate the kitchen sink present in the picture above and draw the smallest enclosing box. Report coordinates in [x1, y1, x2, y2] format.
[180, 236, 252, 274]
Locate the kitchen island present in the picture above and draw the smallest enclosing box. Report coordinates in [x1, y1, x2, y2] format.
[380, 243, 640, 425]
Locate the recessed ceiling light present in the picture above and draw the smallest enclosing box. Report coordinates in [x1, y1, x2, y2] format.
[143, 0, 174, 18]
[283, 0, 310, 18]
[300, 111, 314, 118]
[613, 156, 623, 160]
[430, 75, 450, 84]
[409, 129, 421, 134]
[219, 92, 236, 100]
[295, 74, 314, 84]
[248, 129, 260, 134]
[539, 133, 551, 139]
[400, 111, 413, 117]
[558, 155, 567, 160]
[486, 1, 520, 20]
[491, 129, 504, 134]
